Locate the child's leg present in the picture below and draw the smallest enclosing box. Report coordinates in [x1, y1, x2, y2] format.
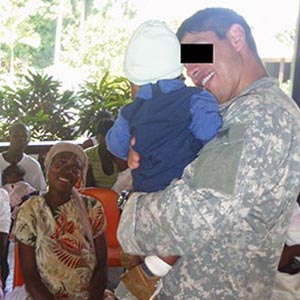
[158, 255, 178, 266]
[121, 255, 178, 300]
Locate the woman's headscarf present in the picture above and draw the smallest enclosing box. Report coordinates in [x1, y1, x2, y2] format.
[44, 141, 88, 186]
[44, 142, 95, 254]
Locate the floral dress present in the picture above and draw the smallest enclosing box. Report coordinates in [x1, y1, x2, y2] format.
[13, 194, 106, 300]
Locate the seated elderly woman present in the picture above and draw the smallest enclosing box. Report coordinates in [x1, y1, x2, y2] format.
[13, 142, 108, 300]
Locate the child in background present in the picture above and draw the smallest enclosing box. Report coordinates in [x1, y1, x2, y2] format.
[2, 163, 37, 219]
[106, 20, 222, 300]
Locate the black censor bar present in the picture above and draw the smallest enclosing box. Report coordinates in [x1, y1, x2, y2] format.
[180, 44, 213, 63]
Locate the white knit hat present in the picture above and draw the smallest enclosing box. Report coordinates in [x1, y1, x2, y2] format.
[124, 20, 183, 85]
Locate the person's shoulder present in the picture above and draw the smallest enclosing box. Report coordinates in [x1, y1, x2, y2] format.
[0, 188, 9, 204]
[85, 144, 98, 154]
[0, 153, 7, 165]
[13, 181, 36, 194]
[18, 194, 44, 210]
[85, 145, 99, 161]
[22, 153, 39, 162]
[22, 154, 42, 168]
[237, 79, 297, 122]
[82, 136, 98, 149]
[15, 181, 34, 188]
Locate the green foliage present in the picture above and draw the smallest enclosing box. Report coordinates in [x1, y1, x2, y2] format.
[0, 0, 42, 74]
[0, 70, 131, 141]
[0, 0, 137, 78]
[26, 12, 56, 68]
[0, 71, 78, 141]
[61, 0, 136, 77]
[74, 71, 131, 136]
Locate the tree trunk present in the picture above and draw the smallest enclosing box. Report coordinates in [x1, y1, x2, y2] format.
[54, 0, 65, 66]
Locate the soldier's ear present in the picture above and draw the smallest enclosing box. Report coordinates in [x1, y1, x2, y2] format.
[227, 24, 245, 52]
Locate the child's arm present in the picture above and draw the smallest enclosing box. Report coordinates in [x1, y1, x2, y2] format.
[106, 110, 131, 160]
[189, 90, 223, 143]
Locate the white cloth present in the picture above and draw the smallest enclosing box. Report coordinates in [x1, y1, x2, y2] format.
[0, 188, 11, 233]
[4, 285, 26, 300]
[3, 181, 36, 211]
[0, 153, 46, 192]
[124, 20, 183, 85]
[286, 203, 300, 246]
[271, 272, 300, 300]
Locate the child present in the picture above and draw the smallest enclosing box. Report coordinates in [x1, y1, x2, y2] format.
[2, 163, 37, 219]
[106, 20, 222, 300]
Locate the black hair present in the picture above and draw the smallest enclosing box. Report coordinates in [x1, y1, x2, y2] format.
[90, 111, 114, 135]
[97, 110, 113, 120]
[3, 162, 25, 178]
[176, 7, 260, 59]
[96, 118, 114, 137]
[9, 122, 29, 135]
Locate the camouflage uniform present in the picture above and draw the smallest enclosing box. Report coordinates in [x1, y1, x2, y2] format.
[117, 77, 300, 300]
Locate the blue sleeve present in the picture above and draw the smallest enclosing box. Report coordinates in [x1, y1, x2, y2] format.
[189, 90, 223, 144]
[105, 110, 131, 160]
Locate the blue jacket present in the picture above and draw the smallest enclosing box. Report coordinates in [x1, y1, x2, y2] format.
[106, 79, 222, 192]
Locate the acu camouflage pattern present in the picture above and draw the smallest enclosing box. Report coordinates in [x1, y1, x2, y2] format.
[117, 77, 300, 300]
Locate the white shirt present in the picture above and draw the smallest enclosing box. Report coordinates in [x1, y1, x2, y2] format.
[0, 153, 46, 192]
[0, 188, 11, 233]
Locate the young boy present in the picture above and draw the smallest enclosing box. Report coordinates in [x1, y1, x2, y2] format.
[106, 20, 222, 300]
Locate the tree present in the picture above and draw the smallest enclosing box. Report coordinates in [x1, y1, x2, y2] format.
[0, 71, 78, 141]
[61, 0, 136, 77]
[0, 0, 42, 76]
[74, 71, 131, 136]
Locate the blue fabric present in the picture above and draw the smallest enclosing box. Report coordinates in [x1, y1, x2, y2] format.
[189, 90, 223, 143]
[106, 79, 222, 192]
[106, 111, 130, 160]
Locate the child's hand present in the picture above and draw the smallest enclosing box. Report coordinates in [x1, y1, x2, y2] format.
[128, 137, 140, 170]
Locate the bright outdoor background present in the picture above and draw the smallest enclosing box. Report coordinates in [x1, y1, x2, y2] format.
[0, 0, 299, 141]
[1, 0, 298, 87]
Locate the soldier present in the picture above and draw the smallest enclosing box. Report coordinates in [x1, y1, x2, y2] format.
[116, 7, 300, 300]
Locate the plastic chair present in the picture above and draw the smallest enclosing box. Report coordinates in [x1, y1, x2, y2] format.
[13, 187, 122, 288]
[13, 242, 24, 288]
[79, 187, 122, 267]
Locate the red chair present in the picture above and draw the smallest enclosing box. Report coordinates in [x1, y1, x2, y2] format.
[13, 242, 24, 288]
[13, 187, 122, 288]
[79, 187, 122, 267]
